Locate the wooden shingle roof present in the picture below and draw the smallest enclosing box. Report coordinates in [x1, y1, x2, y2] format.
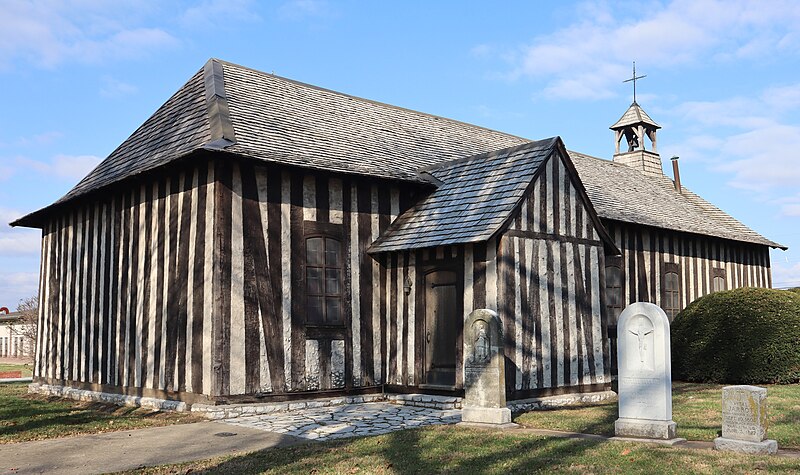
[369, 139, 557, 253]
[11, 59, 785, 251]
[12, 59, 527, 227]
[610, 102, 660, 129]
[569, 151, 785, 249]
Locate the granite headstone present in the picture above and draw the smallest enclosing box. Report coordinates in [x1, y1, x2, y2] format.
[714, 385, 778, 454]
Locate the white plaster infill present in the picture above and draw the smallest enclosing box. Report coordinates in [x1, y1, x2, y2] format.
[28, 383, 187, 412]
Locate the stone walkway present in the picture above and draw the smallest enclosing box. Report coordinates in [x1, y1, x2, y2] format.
[222, 402, 462, 441]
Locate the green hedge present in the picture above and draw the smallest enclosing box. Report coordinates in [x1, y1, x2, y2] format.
[671, 287, 800, 384]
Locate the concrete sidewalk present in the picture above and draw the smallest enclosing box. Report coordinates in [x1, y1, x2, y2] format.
[0, 422, 300, 475]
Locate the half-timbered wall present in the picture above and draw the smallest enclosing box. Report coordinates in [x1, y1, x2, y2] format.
[379, 152, 612, 398]
[212, 160, 420, 397]
[497, 152, 610, 398]
[35, 161, 215, 401]
[381, 242, 497, 392]
[603, 220, 773, 321]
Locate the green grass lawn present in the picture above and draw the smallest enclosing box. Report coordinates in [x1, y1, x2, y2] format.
[3, 380, 798, 473]
[0, 363, 33, 377]
[515, 382, 800, 448]
[0, 382, 199, 443]
[127, 425, 800, 474]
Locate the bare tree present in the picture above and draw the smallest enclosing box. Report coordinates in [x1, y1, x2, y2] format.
[11, 295, 38, 360]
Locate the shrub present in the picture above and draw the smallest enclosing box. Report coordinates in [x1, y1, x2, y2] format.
[671, 287, 800, 384]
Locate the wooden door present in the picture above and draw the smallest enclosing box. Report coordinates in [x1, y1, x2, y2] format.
[424, 270, 459, 387]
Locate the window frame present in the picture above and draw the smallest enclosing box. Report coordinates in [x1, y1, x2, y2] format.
[604, 259, 624, 324]
[711, 267, 727, 293]
[662, 262, 681, 320]
[302, 221, 345, 330]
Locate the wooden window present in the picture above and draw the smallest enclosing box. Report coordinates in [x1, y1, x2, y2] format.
[663, 271, 681, 319]
[305, 236, 343, 325]
[605, 265, 623, 323]
[712, 267, 726, 292]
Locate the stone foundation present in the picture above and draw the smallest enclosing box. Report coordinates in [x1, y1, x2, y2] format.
[27, 383, 616, 420]
[194, 393, 463, 420]
[28, 383, 187, 412]
[386, 393, 462, 410]
[192, 394, 386, 420]
[509, 390, 617, 412]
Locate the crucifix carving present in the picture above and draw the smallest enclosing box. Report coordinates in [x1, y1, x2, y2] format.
[629, 320, 654, 363]
[623, 61, 646, 104]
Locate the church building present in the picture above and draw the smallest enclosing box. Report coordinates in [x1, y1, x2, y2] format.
[12, 59, 783, 406]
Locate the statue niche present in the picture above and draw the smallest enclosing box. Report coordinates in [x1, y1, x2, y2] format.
[472, 319, 490, 364]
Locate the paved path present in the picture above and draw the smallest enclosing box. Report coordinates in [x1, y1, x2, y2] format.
[222, 402, 462, 441]
[0, 421, 299, 475]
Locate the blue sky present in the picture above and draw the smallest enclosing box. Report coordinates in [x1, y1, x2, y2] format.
[1, 0, 799, 307]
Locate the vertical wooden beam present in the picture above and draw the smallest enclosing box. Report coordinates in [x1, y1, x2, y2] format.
[191, 164, 208, 393]
[290, 174, 305, 390]
[212, 161, 233, 396]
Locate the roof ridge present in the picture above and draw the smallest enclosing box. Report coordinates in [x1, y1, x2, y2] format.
[203, 59, 237, 149]
[213, 58, 531, 144]
[568, 151, 785, 249]
[420, 137, 559, 174]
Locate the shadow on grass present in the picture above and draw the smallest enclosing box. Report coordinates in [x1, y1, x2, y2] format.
[0, 387, 186, 441]
[187, 426, 606, 474]
[671, 381, 721, 396]
[514, 402, 618, 437]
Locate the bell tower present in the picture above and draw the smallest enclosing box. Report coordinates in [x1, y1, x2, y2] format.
[610, 63, 664, 176]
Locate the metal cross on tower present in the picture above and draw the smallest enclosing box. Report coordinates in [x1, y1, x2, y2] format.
[623, 61, 646, 104]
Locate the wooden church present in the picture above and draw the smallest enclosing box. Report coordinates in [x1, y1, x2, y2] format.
[12, 59, 783, 405]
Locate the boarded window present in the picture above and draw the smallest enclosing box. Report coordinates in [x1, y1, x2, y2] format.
[663, 271, 680, 319]
[713, 276, 726, 292]
[605, 265, 623, 323]
[305, 236, 343, 325]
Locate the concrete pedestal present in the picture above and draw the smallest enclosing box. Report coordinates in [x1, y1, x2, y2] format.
[714, 437, 778, 455]
[615, 418, 677, 440]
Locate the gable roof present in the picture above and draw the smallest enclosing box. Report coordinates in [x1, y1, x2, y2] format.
[12, 59, 527, 228]
[610, 102, 660, 129]
[10, 59, 784, 251]
[569, 151, 785, 249]
[369, 138, 618, 254]
[368, 139, 556, 253]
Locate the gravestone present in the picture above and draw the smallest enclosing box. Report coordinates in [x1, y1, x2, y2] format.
[459, 309, 515, 428]
[614, 302, 680, 441]
[714, 385, 778, 454]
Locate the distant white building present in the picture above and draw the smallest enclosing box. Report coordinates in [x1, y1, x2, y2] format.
[0, 311, 33, 359]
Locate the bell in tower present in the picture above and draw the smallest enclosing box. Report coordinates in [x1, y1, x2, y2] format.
[610, 63, 664, 176]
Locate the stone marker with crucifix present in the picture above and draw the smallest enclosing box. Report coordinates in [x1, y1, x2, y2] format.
[614, 302, 683, 443]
